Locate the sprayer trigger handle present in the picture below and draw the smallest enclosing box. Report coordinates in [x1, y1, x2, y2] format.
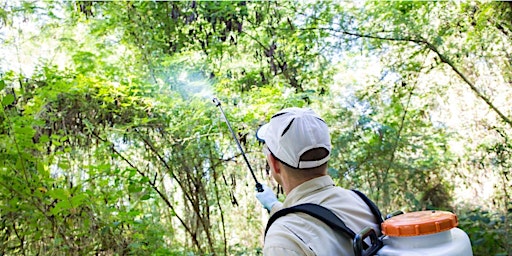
[256, 182, 264, 193]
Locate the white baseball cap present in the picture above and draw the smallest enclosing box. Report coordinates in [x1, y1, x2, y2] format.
[256, 107, 331, 169]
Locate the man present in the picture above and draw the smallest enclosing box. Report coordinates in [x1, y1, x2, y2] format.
[255, 107, 380, 255]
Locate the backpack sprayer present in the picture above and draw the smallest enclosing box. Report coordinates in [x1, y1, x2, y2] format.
[212, 97, 264, 193]
[267, 194, 474, 256]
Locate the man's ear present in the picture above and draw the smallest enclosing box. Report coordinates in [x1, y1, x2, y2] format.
[268, 154, 281, 174]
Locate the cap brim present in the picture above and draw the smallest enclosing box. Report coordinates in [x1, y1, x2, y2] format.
[255, 123, 269, 143]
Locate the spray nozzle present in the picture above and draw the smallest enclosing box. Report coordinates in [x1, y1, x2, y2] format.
[212, 97, 221, 107]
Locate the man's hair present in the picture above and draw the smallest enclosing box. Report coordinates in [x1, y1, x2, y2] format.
[300, 147, 329, 162]
[280, 147, 329, 176]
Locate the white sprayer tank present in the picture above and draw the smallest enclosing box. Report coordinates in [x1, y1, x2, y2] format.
[377, 210, 473, 256]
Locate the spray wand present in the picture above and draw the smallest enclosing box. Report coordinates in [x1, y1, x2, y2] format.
[212, 97, 264, 193]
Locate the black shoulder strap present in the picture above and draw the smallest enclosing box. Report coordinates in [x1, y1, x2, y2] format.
[351, 189, 384, 226]
[264, 203, 356, 239]
[264, 190, 383, 238]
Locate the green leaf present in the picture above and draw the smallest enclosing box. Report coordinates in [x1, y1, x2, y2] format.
[70, 194, 88, 207]
[128, 184, 143, 193]
[2, 94, 14, 107]
[57, 160, 69, 170]
[48, 188, 69, 201]
[38, 135, 50, 143]
[140, 176, 150, 183]
[51, 200, 71, 215]
[0, 79, 5, 91]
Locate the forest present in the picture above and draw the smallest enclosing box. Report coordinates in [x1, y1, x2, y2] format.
[0, 1, 511, 255]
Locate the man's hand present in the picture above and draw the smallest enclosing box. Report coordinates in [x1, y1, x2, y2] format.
[255, 184, 278, 211]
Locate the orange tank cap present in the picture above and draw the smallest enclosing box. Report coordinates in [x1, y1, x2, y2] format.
[381, 210, 458, 237]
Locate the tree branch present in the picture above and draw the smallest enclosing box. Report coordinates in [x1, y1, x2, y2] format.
[322, 27, 512, 128]
[90, 131, 202, 251]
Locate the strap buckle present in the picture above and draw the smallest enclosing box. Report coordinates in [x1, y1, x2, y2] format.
[353, 227, 383, 256]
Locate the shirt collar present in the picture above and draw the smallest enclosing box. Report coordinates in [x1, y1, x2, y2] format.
[282, 175, 335, 207]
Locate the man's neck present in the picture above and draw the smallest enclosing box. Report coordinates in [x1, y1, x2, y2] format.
[284, 173, 327, 195]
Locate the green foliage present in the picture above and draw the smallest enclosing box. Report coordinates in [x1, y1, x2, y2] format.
[0, 0, 511, 255]
[458, 208, 511, 256]
[328, 87, 455, 213]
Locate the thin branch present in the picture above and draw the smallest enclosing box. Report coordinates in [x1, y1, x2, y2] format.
[421, 39, 512, 128]
[90, 131, 202, 251]
[322, 26, 512, 128]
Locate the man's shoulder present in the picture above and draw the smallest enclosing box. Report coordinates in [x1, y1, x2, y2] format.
[264, 215, 313, 254]
[265, 210, 354, 255]
[280, 188, 380, 233]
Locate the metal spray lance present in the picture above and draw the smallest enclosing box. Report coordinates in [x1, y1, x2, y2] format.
[212, 97, 264, 192]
